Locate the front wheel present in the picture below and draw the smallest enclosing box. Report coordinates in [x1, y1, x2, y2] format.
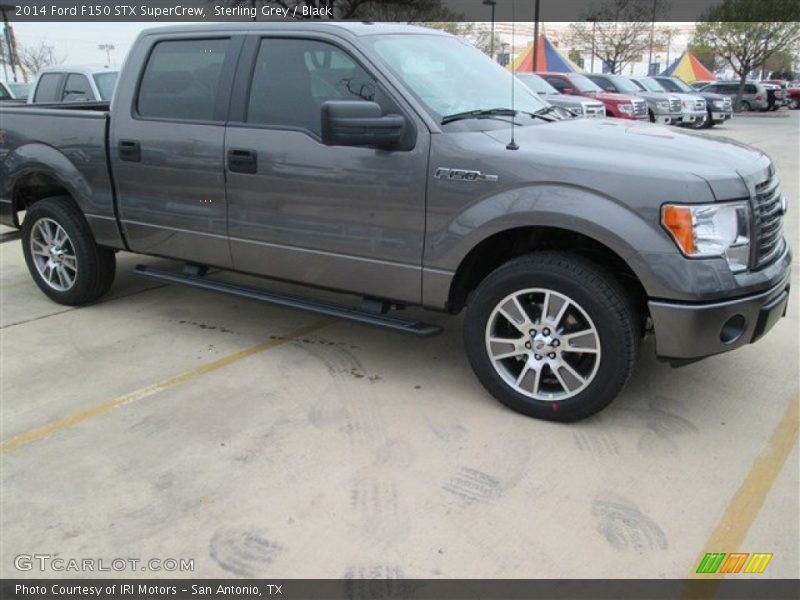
[22, 196, 116, 305]
[464, 252, 639, 422]
[789, 98, 799, 110]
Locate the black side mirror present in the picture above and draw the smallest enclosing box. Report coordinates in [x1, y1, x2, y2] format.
[321, 101, 405, 148]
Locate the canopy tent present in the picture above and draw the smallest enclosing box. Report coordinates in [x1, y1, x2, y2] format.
[660, 51, 715, 82]
[509, 35, 583, 73]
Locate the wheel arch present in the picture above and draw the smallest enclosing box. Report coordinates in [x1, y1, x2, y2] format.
[446, 225, 649, 327]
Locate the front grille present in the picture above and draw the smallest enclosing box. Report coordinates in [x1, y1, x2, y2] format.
[633, 100, 647, 116]
[753, 174, 786, 268]
[694, 99, 706, 111]
[584, 103, 605, 118]
[669, 98, 681, 112]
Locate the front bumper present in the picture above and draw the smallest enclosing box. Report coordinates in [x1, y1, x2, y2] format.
[678, 109, 706, 124]
[649, 270, 791, 360]
[711, 110, 732, 123]
[653, 113, 675, 125]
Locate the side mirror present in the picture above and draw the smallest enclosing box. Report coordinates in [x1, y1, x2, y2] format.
[321, 101, 405, 149]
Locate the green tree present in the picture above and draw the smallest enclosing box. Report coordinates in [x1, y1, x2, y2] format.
[692, 0, 800, 109]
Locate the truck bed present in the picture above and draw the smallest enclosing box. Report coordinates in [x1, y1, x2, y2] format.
[0, 103, 121, 247]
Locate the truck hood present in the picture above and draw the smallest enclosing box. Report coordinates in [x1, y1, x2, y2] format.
[482, 118, 765, 200]
[581, 91, 641, 103]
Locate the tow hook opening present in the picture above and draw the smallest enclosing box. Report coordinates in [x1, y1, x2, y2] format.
[720, 314, 747, 345]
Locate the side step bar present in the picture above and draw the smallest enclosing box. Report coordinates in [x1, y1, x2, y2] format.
[133, 265, 442, 338]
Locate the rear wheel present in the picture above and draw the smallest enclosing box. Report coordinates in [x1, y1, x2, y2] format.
[789, 97, 799, 110]
[464, 252, 639, 422]
[22, 197, 116, 305]
[740, 100, 751, 112]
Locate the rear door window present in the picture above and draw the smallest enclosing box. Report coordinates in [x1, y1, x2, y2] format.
[137, 38, 228, 121]
[62, 73, 93, 102]
[33, 73, 63, 103]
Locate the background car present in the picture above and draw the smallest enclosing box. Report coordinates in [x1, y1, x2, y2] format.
[588, 73, 681, 125]
[539, 72, 647, 120]
[1, 80, 31, 101]
[759, 82, 786, 110]
[516, 73, 606, 119]
[28, 65, 118, 104]
[632, 76, 707, 128]
[699, 80, 769, 112]
[690, 80, 716, 90]
[651, 75, 733, 128]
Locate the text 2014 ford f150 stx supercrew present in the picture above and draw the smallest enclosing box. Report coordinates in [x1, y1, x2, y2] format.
[0, 24, 791, 421]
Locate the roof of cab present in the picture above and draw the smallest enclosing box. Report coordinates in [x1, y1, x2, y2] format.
[139, 21, 447, 38]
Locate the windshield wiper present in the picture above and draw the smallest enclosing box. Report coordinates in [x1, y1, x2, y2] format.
[441, 108, 518, 125]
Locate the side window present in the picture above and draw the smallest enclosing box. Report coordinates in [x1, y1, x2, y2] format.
[33, 74, 62, 103]
[62, 74, 93, 102]
[247, 38, 379, 136]
[745, 84, 757, 94]
[544, 76, 567, 92]
[137, 38, 228, 121]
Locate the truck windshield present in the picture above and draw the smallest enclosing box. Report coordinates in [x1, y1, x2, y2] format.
[608, 76, 643, 93]
[516, 73, 559, 95]
[93, 72, 118, 101]
[566, 74, 604, 93]
[368, 34, 548, 122]
[656, 77, 692, 93]
[637, 77, 667, 92]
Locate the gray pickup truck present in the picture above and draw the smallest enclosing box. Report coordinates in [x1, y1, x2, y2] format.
[0, 23, 791, 422]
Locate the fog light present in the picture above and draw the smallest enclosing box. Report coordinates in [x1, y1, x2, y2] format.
[720, 314, 746, 344]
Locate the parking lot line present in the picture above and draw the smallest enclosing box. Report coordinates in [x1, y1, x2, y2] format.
[686, 394, 799, 583]
[0, 318, 331, 454]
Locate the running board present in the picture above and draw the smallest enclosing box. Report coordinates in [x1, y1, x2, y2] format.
[133, 265, 442, 338]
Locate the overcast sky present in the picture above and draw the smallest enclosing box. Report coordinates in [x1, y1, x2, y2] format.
[11, 22, 192, 67]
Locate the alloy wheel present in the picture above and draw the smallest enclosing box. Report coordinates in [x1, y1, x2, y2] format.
[29, 218, 78, 292]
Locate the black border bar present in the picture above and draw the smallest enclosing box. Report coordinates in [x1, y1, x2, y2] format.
[5, 0, 800, 22]
[3, 579, 800, 600]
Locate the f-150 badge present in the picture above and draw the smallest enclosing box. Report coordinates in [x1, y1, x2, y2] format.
[434, 168, 498, 182]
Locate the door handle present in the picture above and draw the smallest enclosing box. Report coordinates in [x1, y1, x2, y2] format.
[118, 140, 141, 162]
[228, 149, 257, 174]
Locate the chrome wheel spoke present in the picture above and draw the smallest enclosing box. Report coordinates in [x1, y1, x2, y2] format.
[485, 288, 601, 403]
[30, 218, 77, 292]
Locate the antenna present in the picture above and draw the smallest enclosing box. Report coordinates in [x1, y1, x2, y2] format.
[507, 0, 519, 150]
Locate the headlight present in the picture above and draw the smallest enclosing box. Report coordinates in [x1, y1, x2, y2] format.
[618, 103, 634, 114]
[712, 99, 725, 108]
[656, 101, 670, 110]
[661, 202, 750, 272]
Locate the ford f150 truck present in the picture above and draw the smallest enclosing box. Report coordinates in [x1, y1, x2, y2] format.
[0, 23, 791, 422]
[539, 72, 649, 121]
[586, 73, 681, 125]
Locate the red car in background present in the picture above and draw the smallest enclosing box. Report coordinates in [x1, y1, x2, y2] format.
[539, 72, 649, 120]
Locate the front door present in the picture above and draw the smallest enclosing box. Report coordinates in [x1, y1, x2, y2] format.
[224, 35, 429, 304]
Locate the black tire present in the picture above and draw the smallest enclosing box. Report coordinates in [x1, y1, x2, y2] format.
[464, 252, 639, 422]
[22, 196, 116, 306]
[740, 100, 751, 112]
[789, 98, 799, 110]
[648, 109, 655, 123]
[704, 110, 715, 128]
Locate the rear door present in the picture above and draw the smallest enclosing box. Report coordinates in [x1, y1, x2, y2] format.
[110, 34, 243, 267]
[222, 34, 429, 303]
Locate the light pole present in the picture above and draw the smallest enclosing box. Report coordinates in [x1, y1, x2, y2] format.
[532, 0, 541, 71]
[98, 43, 115, 66]
[647, 0, 657, 74]
[483, 0, 496, 60]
